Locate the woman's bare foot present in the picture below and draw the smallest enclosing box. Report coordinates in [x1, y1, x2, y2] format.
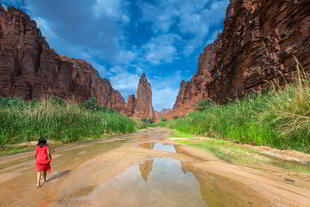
[36, 183, 40, 187]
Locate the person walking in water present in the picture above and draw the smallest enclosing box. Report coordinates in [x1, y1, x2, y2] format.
[35, 137, 52, 187]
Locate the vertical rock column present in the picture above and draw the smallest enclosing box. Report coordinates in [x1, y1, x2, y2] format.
[134, 73, 155, 120]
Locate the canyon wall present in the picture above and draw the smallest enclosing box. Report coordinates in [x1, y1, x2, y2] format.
[168, 0, 310, 118]
[0, 6, 127, 113]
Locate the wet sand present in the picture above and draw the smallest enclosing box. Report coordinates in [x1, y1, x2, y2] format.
[0, 128, 309, 207]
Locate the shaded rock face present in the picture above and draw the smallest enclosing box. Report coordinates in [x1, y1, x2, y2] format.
[0, 6, 126, 113]
[133, 73, 155, 119]
[126, 94, 136, 117]
[172, 0, 310, 115]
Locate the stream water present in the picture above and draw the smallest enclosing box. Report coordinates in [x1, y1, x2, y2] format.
[65, 142, 262, 207]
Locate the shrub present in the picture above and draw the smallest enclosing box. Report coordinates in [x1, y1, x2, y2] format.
[160, 117, 167, 122]
[0, 133, 9, 149]
[142, 118, 155, 124]
[80, 97, 113, 112]
[0, 97, 26, 108]
[49, 96, 67, 106]
[195, 99, 214, 111]
[172, 115, 184, 120]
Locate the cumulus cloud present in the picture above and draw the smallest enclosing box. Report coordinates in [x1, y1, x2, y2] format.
[25, 0, 130, 64]
[142, 34, 181, 65]
[152, 87, 179, 111]
[108, 68, 140, 99]
[148, 70, 183, 110]
[140, 1, 179, 33]
[139, 0, 229, 55]
[94, 0, 130, 24]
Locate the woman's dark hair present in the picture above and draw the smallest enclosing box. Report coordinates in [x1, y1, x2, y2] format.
[37, 137, 47, 147]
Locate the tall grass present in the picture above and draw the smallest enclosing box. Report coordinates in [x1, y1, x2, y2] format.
[167, 60, 310, 152]
[0, 97, 136, 146]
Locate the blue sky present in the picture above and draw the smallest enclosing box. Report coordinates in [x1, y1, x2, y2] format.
[1, 0, 229, 111]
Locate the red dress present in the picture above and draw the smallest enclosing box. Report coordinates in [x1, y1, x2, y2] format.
[35, 145, 51, 172]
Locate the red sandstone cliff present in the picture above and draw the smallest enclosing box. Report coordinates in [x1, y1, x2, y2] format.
[166, 0, 310, 119]
[133, 73, 155, 119]
[126, 94, 136, 117]
[0, 6, 126, 113]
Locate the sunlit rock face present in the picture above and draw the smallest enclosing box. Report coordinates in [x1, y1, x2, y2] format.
[168, 0, 310, 118]
[133, 73, 155, 120]
[0, 6, 127, 113]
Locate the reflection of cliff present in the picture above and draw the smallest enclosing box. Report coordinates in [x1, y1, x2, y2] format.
[180, 161, 265, 206]
[139, 159, 153, 182]
[139, 143, 155, 150]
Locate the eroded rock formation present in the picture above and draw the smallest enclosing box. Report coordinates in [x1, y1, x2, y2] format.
[133, 73, 155, 119]
[0, 6, 126, 113]
[126, 94, 136, 117]
[166, 0, 310, 119]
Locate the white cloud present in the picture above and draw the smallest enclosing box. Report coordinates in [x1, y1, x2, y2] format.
[142, 34, 181, 65]
[139, 0, 229, 55]
[152, 87, 179, 111]
[117, 50, 137, 65]
[108, 68, 140, 95]
[94, 0, 130, 24]
[135, 67, 144, 74]
[26, 0, 132, 65]
[140, 1, 179, 33]
[148, 70, 183, 110]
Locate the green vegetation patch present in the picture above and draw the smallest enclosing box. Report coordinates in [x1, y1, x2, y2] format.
[0, 97, 136, 148]
[170, 130, 195, 139]
[167, 62, 310, 153]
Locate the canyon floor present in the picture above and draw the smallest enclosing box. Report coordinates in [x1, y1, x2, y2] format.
[0, 128, 310, 207]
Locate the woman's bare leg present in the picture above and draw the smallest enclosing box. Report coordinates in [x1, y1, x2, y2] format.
[43, 171, 47, 183]
[36, 171, 42, 187]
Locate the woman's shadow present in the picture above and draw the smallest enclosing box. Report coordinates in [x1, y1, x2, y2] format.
[47, 170, 71, 183]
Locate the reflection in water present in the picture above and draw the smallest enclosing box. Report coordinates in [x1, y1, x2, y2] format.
[153, 143, 176, 153]
[139, 159, 153, 182]
[77, 158, 264, 207]
[139, 142, 177, 153]
[138, 143, 154, 150]
[81, 158, 206, 207]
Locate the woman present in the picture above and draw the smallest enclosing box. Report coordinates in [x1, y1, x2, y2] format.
[35, 137, 52, 187]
